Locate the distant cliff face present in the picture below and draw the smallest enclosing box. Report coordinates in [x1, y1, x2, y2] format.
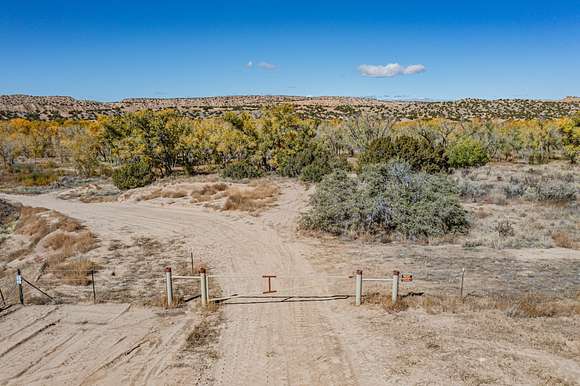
[0, 94, 578, 120]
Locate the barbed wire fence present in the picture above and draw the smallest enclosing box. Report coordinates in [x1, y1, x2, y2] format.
[1, 252, 578, 310]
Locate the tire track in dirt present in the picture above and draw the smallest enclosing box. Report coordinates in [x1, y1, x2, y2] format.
[2, 185, 360, 385]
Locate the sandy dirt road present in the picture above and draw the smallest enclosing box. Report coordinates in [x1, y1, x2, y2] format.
[3, 183, 579, 386]
[0, 184, 371, 385]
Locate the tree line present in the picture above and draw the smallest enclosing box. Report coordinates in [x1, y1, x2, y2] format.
[0, 105, 578, 189]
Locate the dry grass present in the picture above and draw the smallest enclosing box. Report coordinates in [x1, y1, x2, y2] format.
[44, 230, 97, 263]
[364, 292, 410, 313]
[363, 291, 580, 318]
[456, 163, 579, 249]
[15, 207, 51, 243]
[184, 305, 222, 353]
[48, 259, 101, 286]
[473, 208, 492, 219]
[190, 183, 228, 202]
[175, 259, 208, 276]
[222, 182, 280, 212]
[5, 205, 99, 282]
[407, 293, 580, 318]
[551, 231, 577, 249]
[146, 294, 185, 308]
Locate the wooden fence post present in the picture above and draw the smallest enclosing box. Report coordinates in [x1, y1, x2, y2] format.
[355, 270, 363, 306]
[199, 268, 208, 307]
[165, 267, 173, 307]
[392, 270, 400, 304]
[460, 268, 465, 298]
[16, 269, 24, 305]
[190, 252, 195, 276]
[91, 270, 97, 304]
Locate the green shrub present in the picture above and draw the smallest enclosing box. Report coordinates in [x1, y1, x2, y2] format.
[18, 171, 59, 186]
[358, 136, 448, 173]
[220, 160, 263, 180]
[446, 137, 490, 168]
[299, 162, 330, 183]
[16, 166, 61, 187]
[112, 159, 155, 190]
[299, 156, 349, 183]
[300, 161, 469, 240]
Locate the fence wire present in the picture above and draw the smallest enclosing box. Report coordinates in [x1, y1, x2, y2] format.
[2, 260, 578, 309]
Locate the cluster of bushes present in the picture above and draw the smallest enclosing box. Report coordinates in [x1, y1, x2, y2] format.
[300, 161, 469, 240]
[111, 159, 154, 190]
[504, 175, 577, 202]
[12, 164, 63, 187]
[358, 135, 449, 173]
[220, 160, 263, 179]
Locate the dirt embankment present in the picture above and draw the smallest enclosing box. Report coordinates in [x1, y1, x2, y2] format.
[0, 199, 98, 304]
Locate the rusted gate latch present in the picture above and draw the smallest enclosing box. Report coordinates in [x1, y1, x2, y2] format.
[262, 275, 277, 294]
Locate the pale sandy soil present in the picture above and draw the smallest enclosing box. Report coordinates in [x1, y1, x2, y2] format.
[0, 304, 219, 385]
[1, 178, 579, 385]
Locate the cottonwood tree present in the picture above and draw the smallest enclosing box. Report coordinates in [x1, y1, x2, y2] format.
[342, 112, 396, 152]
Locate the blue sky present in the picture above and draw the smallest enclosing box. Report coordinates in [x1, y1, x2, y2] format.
[1, 0, 578, 101]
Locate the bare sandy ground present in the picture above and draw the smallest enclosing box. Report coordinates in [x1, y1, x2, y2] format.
[1, 181, 579, 385]
[0, 304, 215, 385]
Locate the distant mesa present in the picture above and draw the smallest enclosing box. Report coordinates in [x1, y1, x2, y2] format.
[0, 94, 578, 121]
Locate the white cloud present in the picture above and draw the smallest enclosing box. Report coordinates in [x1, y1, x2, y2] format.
[402, 64, 426, 74]
[358, 63, 426, 77]
[257, 61, 276, 70]
[245, 61, 253, 68]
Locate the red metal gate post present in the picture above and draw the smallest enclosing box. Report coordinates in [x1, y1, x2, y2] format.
[262, 275, 277, 294]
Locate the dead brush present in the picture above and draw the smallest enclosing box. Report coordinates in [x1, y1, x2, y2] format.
[163, 190, 189, 199]
[190, 183, 228, 202]
[140, 188, 163, 201]
[364, 291, 409, 313]
[222, 182, 280, 212]
[15, 207, 52, 243]
[551, 231, 577, 249]
[403, 293, 580, 318]
[147, 294, 185, 308]
[56, 215, 83, 232]
[176, 260, 208, 276]
[44, 230, 97, 259]
[184, 308, 222, 353]
[185, 319, 217, 349]
[48, 259, 101, 286]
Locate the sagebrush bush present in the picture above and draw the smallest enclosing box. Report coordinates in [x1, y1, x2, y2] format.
[300, 161, 469, 240]
[358, 136, 448, 173]
[457, 180, 490, 202]
[505, 175, 577, 202]
[535, 180, 577, 202]
[220, 160, 263, 180]
[446, 137, 490, 168]
[112, 159, 154, 190]
[503, 183, 526, 199]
